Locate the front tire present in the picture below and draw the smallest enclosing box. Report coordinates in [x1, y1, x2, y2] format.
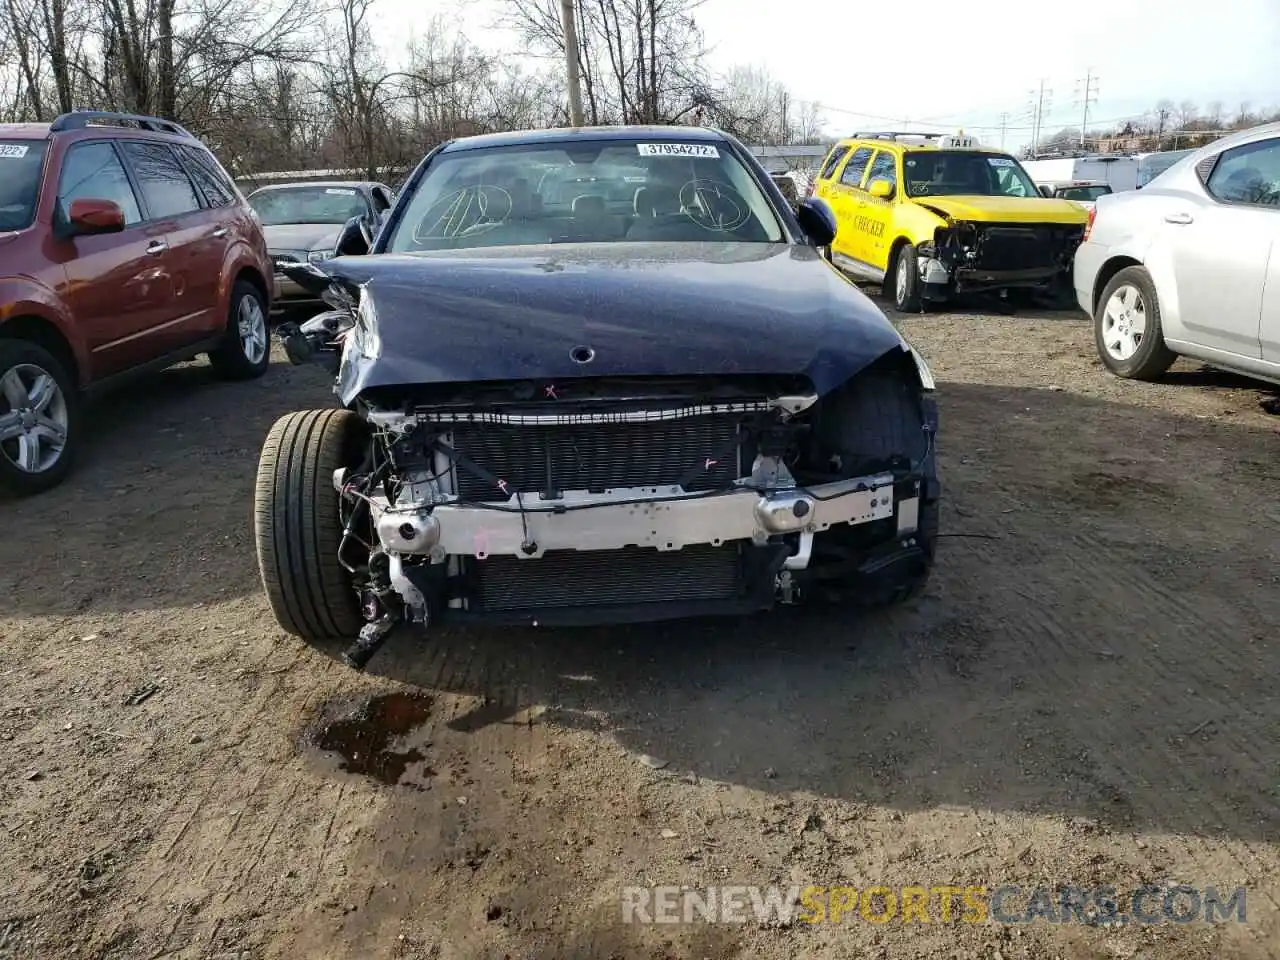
[884, 243, 922, 313]
[255, 409, 365, 643]
[0, 340, 81, 498]
[209, 279, 271, 380]
[1094, 266, 1177, 380]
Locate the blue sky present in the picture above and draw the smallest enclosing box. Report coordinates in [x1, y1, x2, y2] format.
[372, 0, 1280, 152]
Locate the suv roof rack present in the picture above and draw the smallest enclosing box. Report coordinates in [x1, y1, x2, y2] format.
[852, 131, 944, 142]
[49, 110, 194, 139]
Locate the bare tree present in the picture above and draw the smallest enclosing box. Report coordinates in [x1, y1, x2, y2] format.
[501, 0, 713, 126]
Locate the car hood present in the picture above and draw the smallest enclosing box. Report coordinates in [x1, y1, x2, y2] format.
[262, 223, 343, 253]
[321, 241, 908, 405]
[913, 195, 1090, 225]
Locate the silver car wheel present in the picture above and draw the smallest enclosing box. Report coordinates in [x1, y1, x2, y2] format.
[1101, 283, 1147, 362]
[0, 363, 70, 474]
[238, 294, 268, 365]
[896, 252, 910, 303]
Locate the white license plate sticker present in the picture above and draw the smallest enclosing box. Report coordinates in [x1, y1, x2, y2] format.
[637, 143, 719, 159]
[0, 144, 30, 159]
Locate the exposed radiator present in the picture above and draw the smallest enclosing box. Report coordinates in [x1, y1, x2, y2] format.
[449, 415, 742, 500]
[473, 544, 743, 611]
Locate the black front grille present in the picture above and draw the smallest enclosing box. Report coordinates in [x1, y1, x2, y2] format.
[474, 544, 743, 611]
[449, 415, 742, 500]
[975, 227, 1054, 271]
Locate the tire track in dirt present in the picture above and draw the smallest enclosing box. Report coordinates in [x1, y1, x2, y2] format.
[946, 508, 1279, 925]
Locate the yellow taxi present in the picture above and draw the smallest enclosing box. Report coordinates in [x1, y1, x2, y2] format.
[811, 132, 1090, 311]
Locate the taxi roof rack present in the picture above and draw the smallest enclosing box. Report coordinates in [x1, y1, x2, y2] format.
[853, 131, 945, 142]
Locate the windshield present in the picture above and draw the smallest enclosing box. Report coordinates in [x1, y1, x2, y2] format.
[904, 151, 1042, 199]
[0, 140, 49, 231]
[247, 185, 369, 226]
[1059, 185, 1111, 201]
[383, 139, 784, 253]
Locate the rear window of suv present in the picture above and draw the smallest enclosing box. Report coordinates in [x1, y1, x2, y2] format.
[0, 140, 49, 231]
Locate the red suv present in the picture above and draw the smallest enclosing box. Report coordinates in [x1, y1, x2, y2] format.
[0, 110, 274, 496]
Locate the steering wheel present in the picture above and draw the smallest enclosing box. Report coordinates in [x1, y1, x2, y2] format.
[414, 185, 513, 242]
[677, 179, 752, 233]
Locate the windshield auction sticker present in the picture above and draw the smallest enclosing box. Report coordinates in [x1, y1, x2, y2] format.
[987, 157, 1015, 167]
[326, 188, 357, 195]
[0, 144, 30, 158]
[637, 143, 720, 158]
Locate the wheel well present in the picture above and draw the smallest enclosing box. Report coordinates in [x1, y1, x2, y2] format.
[0, 316, 80, 386]
[888, 237, 908, 268]
[235, 266, 269, 308]
[1092, 256, 1141, 315]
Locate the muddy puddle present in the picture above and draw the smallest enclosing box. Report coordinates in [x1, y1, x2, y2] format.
[309, 692, 436, 786]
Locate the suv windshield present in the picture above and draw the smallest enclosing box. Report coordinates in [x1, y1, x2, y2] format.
[384, 139, 784, 253]
[904, 151, 1042, 199]
[248, 185, 369, 225]
[0, 141, 49, 231]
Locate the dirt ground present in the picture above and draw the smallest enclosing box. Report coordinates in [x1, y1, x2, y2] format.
[2, 292, 1279, 960]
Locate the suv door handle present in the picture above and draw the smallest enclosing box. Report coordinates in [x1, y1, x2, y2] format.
[210, 227, 228, 238]
[145, 239, 168, 255]
[1164, 212, 1194, 224]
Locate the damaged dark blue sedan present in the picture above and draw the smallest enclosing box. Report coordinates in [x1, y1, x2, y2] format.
[256, 125, 941, 669]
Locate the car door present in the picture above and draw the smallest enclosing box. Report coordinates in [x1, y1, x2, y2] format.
[176, 143, 246, 336]
[54, 140, 175, 380]
[118, 139, 218, 353]
[812, 144, 850, 208]
[828, 146, 874, 266]
[859, 150, 899, 272]
[1163, 136, 1280, 359]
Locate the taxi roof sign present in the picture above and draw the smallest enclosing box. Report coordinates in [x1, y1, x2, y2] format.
[938, 132, 981, 150]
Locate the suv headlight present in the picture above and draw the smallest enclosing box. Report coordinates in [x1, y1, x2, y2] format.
[308, 249, 335, 263]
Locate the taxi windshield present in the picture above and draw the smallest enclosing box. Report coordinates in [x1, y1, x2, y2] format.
[904, 151, 1041, 199]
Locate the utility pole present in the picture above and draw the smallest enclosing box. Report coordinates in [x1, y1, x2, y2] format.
[1027, 80, 1052, 156]
[560, 0, 584, 127]
[1156, 107, 1169, 148]
[999, 112, 1009, 149]
[1075, 69, 1099, 148]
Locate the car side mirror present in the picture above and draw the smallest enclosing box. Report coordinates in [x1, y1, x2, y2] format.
[796, 196, 837, 248]
[335, 215, 371, 256]
[868, 178, 895, 201]
[1038, 185, 1053, 197]
[65, 198, 125, 237]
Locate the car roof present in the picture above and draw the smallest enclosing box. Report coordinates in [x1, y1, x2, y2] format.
[839, 136, 1013, 157]
[0, 123, 52, 139]
[441, 125, 725, 153]
[0, 120, 204, 145]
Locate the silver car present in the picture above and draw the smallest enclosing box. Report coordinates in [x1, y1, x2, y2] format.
[1073, 121, 1280, 382]
[246, 180, 395, 310]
